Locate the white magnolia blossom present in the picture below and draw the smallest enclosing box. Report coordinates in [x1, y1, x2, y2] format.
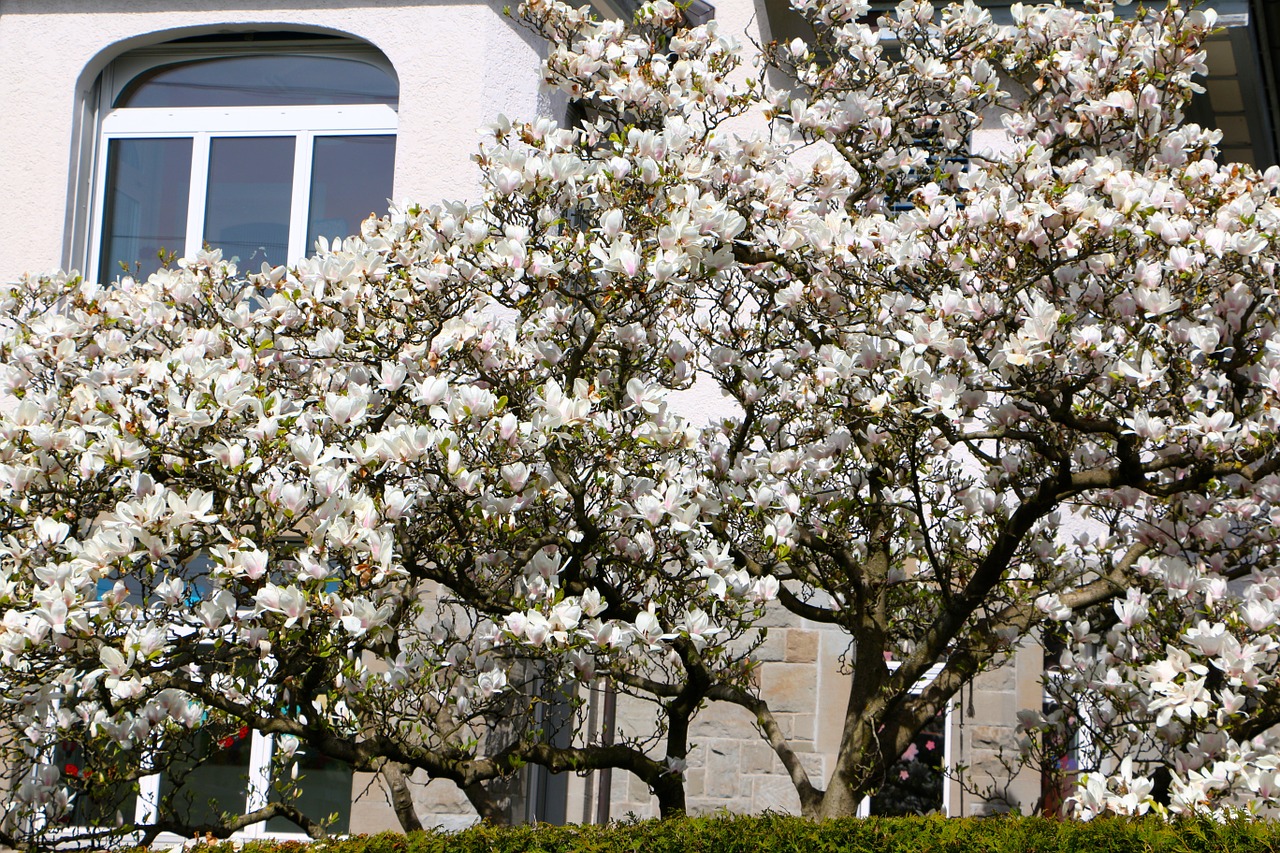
[2, 0, 1279, 841]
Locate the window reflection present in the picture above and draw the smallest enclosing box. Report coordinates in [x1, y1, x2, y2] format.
[95, 552, 213, 606]
[117, 55, 398, 109]
[265, 742, 353, 834]
[870, 712, 946, 815]
[54, 739, 139, 827]
[157, 727, 254, 828]
[204, 137, 295, 269]
[98, 138, 192, 280]
[306, 135, 396, 249]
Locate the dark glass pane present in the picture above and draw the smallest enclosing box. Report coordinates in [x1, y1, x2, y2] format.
[204, 137, 294, 269]
[306, 135, 395, 248]
[157, 728, 253, 827]
[54, 740, 139, 828]
[870, 712, 945, 815]
[98, 138, 192, 281]
[118, 55, 398, 108]
[265, 742, 352, 833]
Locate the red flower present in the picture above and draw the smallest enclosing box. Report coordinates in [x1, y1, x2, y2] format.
[220, 725, 251, 749]
[64, 763, 79, 777]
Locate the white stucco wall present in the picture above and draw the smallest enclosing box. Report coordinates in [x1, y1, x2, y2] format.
[0, 0, 555, 282]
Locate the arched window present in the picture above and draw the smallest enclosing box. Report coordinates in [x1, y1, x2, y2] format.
[90, 34, 397, 282]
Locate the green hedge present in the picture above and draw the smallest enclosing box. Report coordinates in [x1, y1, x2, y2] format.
[192, 815, 1280, 853]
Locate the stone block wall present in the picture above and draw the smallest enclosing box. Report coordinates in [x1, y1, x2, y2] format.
[947, 641, 1044, 816]
[347, 630, 1046, 830]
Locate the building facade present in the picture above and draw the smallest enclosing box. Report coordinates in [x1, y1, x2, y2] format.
[0, 0, 1277, 837]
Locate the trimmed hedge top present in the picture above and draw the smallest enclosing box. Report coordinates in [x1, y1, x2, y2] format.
[187, 815, 1280, 853]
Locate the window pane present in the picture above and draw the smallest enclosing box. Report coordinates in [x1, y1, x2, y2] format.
[54, 740, 139, 828]
[869, 712, 945, 815]
[265, 743, 353, 834]
[118, 55, 398, 108]
[306, 135, 396, 248]
[204, 137, 294, 269]
[98, 138, 192, 281]
[157, 728, 253, 827]
[96, 552, 212, 606]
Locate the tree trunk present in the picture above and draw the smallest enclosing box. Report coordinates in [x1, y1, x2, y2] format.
[817, 769, 865, 819]
[653, 773, 687, 818]
[464, 781, 512, 825]
[380, 761, 425, 833]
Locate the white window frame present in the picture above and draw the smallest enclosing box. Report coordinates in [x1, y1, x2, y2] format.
[83, 39, 398, 283]
[91, 106, 397, 280]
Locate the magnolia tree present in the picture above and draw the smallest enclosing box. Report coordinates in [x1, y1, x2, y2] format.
[3, 0, 1280, 842]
